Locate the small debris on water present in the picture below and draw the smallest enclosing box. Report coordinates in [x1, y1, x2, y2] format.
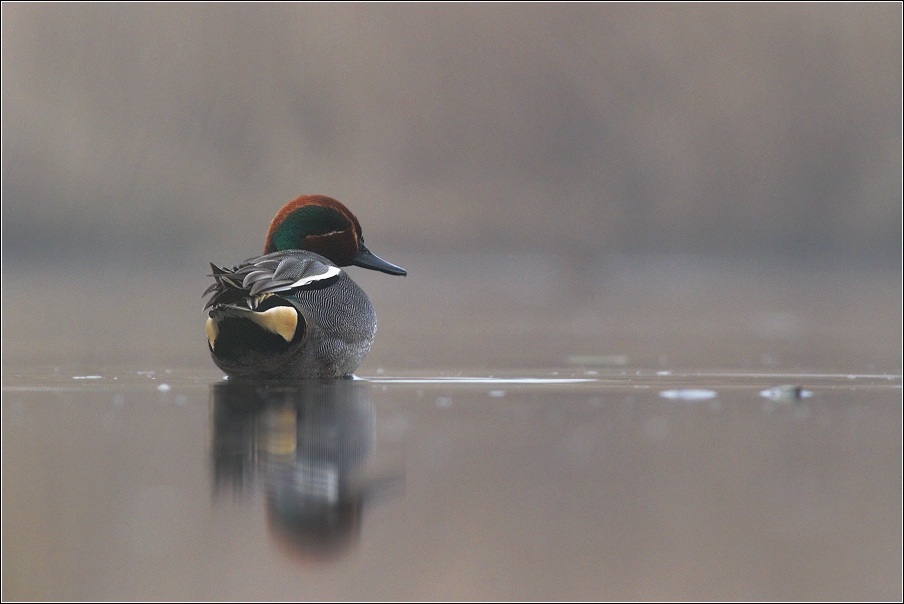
[157, 383, 171, 392]
[489, 390, 506, 398]
[73, 375, 103, 380]
[759, 384, 811, 402]
[659, 389, 717, 401]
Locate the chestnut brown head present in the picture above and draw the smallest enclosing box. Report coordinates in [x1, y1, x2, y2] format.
[264, 195, 406, 276]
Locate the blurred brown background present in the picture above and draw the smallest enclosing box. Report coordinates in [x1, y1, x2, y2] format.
[3, 4, 901, 266]
[2, 9, 901, 599]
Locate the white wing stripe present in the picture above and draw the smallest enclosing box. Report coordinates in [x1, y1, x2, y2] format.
[287, 264, 342, 289]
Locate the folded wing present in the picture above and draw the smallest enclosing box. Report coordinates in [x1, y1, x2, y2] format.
[204, 251, 342, 310]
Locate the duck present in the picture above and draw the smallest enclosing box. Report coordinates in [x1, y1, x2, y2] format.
[204, 195, 406, 379]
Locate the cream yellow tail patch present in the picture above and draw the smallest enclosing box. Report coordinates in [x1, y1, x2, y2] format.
[248, 306, 298, 342]
[206, 317, 219, 348]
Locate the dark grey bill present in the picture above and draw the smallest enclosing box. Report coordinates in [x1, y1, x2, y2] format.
[351, 243, 407, 276]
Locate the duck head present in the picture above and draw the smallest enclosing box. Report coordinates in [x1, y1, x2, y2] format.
[264, 195, 406, 276]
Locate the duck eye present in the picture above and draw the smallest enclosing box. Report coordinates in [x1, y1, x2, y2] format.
[299, 206, 351, 235]
[271, 206, 351, 251]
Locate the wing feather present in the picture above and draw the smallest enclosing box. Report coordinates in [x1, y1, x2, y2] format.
[204, 251, 341, 310]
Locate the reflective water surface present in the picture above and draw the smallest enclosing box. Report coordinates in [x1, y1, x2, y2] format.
[2, 260, 902, 599]
[3, 368, 900, 600]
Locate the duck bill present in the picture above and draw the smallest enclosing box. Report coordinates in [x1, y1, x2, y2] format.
[351, 244, 407, 276]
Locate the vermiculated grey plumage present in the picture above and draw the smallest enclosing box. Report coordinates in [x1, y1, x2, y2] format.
[205, 250, 377, 379]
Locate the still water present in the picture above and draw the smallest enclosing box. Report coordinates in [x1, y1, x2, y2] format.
[2, 257, 902, 599]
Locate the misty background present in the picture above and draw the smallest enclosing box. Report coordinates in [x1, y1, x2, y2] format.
[1, 4, 901, 372]
[3, 4, 901, 266]
[3, 9, 902, 600]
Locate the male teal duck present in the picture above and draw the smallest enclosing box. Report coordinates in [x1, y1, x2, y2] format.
[204, 195, 406, 379]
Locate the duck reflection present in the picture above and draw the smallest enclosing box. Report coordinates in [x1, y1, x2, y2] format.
[210, 379, 401, 560]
